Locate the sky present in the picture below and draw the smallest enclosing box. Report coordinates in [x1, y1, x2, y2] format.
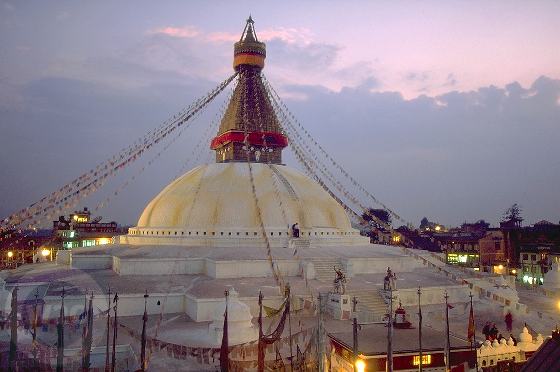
[1, 0, 559, 227]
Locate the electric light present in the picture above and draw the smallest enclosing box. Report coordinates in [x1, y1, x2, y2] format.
[355, 359, 366, 372]
[98, 238, 111, 245]
[511, 269, 517, 274]
[73, 215, 78, 221]
[498, 264, 503, 270]
[7, 251, 13, 258]
[41, 249, 50, 257]
[435, 225, 441, 231]
[557, 300, 560, 310]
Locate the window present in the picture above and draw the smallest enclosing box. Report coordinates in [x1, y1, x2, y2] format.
[531, 254, 537, 261]
[523, 254, 528, 261]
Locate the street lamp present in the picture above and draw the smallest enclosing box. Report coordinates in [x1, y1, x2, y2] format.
[7, 251, 13, 258]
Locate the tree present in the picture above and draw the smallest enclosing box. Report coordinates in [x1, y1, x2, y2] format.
[420, 217, 430, 230]
[362, 208, 391, 226]
[502, 203, 523, 223]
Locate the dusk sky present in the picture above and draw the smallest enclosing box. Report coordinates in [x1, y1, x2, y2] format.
[1, 1, 559, 227]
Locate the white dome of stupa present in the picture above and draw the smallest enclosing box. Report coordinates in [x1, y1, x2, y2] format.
[123, 163, 368, 247]
[138, 163, 351, 231]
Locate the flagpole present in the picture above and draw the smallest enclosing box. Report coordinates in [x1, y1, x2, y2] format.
[287, 284, 294, 372]
[111, 293, 119, 372]
[444, 291, 450, 372]
[220, 289, 229, 372]
[9, 286, 18, 370]
[141, 290, 149, 372]
[257, 291, 264, 372]
[33, 288, 39, 369]
[418, 287, 422, 372]
[105, 286, 111, 372]
[352, 296, 358, 372]
[83, 292, 94, 372]
[57, 286, 65, 372]
[317, 293, 324, 372]
[386, 287, 393, 372]
[469, 292, 478, 371]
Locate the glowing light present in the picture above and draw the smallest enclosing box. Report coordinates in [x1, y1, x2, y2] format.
[413, 354, 432, 366]
[355, 359, 366, 372]
[557, 300, 560, 310]
[41, 249, 50, 257]
[7, 251, 13, 258]
[435, 225, 441, 231]
[498, 264, 504, 270]
[511, 269, 517, 274]
[73, 215, 78, 221]
[98, 238, 111, 245]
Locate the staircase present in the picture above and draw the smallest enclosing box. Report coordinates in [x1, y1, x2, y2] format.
[289, 238, 310, 251]
[310, 257, 344, 281]
[346, 289, 388, 323]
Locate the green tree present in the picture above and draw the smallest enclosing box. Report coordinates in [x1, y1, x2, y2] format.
[502, 203, 523, 223]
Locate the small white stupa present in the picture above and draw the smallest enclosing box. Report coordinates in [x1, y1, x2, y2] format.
[543, 261, 560, 291]
[208, 287, 258, 346]
[516, 326, 543, 353]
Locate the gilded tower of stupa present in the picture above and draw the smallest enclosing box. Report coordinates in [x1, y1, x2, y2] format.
[211, 16, 288, 164]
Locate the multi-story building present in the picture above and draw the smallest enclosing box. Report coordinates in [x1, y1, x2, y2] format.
[435, 231, 485, 269]
[0, 228, 52, 268]
[52, 207, 126, 251]
[478, 229, 508, 274]
[500, 220, 560, 286]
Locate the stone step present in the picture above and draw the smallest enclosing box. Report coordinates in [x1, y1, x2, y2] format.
[346, 290, 388, 316]
[310, 258, 344, 281]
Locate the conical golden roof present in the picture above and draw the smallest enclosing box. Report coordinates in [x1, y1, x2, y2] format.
[211, 17, 288, 164]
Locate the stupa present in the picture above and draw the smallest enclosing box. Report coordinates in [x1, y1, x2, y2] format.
[2, 18, 540, 370]
[4, 17, 475, 326]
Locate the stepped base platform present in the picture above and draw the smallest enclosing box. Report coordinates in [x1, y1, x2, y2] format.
[4, 243, 473, 324]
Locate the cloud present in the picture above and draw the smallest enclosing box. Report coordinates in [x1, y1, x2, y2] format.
[206, 26, 313, 45]
[149, 25, 200, 39]
[282, 76, 560, 226]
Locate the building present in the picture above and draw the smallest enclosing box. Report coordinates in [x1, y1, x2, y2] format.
[52, 207, 126, 251]
[0, 228, 52, 268]
[500, 220, 560, 285]
[435, 231, 484, 269]
[329, 323, 473, 371]
[478, 229, 508, 274]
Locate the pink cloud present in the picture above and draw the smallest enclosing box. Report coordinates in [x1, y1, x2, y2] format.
[150, 25, 199, 38]
[206, 27, 312, 44]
